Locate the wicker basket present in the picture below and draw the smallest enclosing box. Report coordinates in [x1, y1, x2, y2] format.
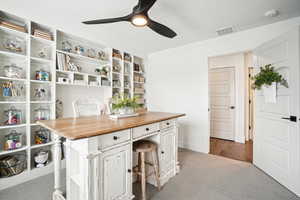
[0, 154, 26, 178]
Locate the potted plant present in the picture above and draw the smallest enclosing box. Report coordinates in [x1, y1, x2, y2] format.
[95, 67, 108, 77]
[253, 64, 288, 103]
[112, 95, 140, 115]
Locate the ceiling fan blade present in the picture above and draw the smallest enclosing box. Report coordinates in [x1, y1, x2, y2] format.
[147, 19, 177, 38]
[82, 15, 131, 25]
[136, 0, 157, 13]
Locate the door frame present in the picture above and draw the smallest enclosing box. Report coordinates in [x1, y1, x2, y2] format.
[208, 52, 250, 144]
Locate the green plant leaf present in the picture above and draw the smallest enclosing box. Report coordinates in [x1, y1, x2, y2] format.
[252, 64, 288, 90]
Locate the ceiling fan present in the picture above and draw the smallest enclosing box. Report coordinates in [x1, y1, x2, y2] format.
[82, 0, 177, 38]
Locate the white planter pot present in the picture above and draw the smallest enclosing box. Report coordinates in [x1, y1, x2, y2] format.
[119, 107, 134, 115]
[262, 82, 277, 103]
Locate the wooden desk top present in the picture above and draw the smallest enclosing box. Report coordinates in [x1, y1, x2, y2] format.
[37, 112, 185, 140]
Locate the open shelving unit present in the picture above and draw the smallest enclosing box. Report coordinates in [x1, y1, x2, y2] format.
[0, 9, 146, 190]
[133, 56, 147, 110]
[0, 10, 56, 190]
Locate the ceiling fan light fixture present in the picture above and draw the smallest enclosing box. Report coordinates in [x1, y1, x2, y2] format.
[131, 15, 148, 27]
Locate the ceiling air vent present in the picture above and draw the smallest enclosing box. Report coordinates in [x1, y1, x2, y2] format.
[216, 27, 234, 36]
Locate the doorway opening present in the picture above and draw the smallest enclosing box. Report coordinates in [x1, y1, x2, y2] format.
[208, 52, 254, 163]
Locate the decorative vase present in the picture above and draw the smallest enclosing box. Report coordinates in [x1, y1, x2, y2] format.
[262, 82, 277, 103]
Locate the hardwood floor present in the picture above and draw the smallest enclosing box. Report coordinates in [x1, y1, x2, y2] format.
[210, 138, 253, 163]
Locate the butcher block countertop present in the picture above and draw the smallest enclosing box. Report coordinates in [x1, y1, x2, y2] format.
[37, 112, 185, 140]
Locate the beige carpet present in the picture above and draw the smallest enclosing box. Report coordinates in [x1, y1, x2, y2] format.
[1, 149, 299, 200]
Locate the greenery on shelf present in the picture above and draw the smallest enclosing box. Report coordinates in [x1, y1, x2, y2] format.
[252, 64, 288, 90]
[95, 67, 108, 76]
[112, 95, 141, 111]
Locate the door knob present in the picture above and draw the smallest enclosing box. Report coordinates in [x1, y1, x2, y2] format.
[281, 116, 297, 122]
[113, 136, 119, 140]
[230, 106, 235, 109]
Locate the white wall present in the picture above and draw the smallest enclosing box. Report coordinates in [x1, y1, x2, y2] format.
[209, 53, 246, 143]
[147, 17, 300, 153]
[56, 87, 111, 118]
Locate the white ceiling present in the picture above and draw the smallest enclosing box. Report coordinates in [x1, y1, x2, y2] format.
[1, 0, 300, 57]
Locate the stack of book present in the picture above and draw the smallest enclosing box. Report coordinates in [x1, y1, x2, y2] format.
[56, 52, 68, 71]
[33, 29, 52, 41]
[0, 20, 26, 33]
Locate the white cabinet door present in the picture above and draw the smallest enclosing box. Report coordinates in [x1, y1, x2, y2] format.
[160, 129, 176, 176]
[99, 144, 132, 200]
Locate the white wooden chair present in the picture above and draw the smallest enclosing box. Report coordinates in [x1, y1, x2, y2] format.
[72, 97, 105, 117]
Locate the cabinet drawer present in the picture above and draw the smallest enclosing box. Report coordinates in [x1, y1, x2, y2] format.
[98, 129, 131, 150]
[132, 123, 159, 139]
[159, 119, 175, 130]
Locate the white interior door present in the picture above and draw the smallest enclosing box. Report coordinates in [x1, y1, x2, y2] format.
[253, 27, 300, 196]
[209, 67, 235, 140]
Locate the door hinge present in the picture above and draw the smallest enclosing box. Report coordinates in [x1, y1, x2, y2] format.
[249, 74, 251, 78]
[249, 126, 251, 130]
[249, 100, 251, 104]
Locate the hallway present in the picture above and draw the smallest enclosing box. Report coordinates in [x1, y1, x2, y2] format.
[210, 137, 253, 163]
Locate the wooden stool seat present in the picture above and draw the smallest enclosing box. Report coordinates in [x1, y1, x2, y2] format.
[134, 140, 157, 153]
[133, 140, 161, 200]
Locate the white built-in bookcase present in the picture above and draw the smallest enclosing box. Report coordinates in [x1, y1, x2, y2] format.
[0, 10, 146, 190]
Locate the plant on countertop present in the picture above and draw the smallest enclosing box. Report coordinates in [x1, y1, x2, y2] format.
[112, 94, 141, 114]
[252, 64, 288, 90]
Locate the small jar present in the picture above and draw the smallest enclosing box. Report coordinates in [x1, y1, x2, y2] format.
[34, 128, 51, 144]
[34, 107, 50, 121]
[4, 107, 22, 125]
[3, 64, 22, 78]
[4, 130, 23, 150]
[35, 70, 50, 81]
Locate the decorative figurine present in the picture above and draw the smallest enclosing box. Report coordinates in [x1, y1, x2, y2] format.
[34, 87, 47, 100]
[74, 45, 84, 55]
[87, 48, 96, 58]
[98, 50, 107, 61]
[61, 41, 72, 52]
[3, 37, 23, 53]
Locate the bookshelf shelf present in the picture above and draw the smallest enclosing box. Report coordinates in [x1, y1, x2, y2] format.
[30, 56, 52, 64]
[31, 142, 54, 149]
[0, 76, 27, 82]
[0, 25, 28, 37]
[30, 35, 54, 45]
[56, 50, 109, 65]
[0, 146, 28, 156]
[0, 124, 27, 130]
[0, 50, 27, 59]
[30, 80, 51, 84]
[0, 101, 26, 104]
